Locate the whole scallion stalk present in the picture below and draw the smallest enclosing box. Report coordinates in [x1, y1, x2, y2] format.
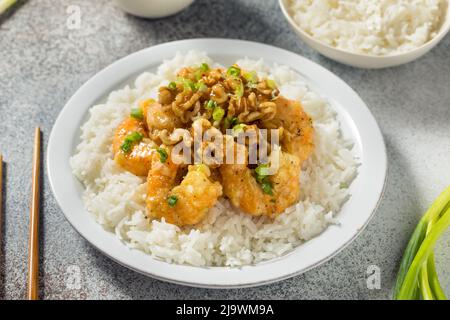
[393, 186, 450, 300]
[0, 0, 17, 15]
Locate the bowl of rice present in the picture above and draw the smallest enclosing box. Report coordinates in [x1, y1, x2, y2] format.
[279, 0, 450, 68]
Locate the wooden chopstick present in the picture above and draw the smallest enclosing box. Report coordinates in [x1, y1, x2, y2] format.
[0, 154, 3, 261]
[27, 127, 40, 300]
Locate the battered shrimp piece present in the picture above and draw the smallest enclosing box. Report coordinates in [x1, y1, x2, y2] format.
[219, 142, 302, 216]
[112, 117, 156, 176]
[146, 151, 222, 226]
[261, 96, 314, 163]
[143, 100, 182, 133]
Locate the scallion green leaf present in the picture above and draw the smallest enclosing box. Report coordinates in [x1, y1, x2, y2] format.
[156, 147, 168, 163]
[255, 163, 270, 176]
[235, 80, 244, 99]
[266, 79, 277, 90]
[177, 77, 196, 91]
[195, 82, 208, 93]
[130, 108, 143, 120]
[232, 123, 247, 136]
[243, 71, 258, 84]
[394, 186, 450, 300]
[120, 131, 143, 153]
[0, 0, 17, 15]
[167, 195, 178, 207]
[223, 117, 238, 129]
[261, 181, 274, 196]
[168, 82, 177, 90]
[206, 100, 217, 110]
[200, 63, 209, 72]
[212, 107, 225, 122]
[227, 66, 241, 77]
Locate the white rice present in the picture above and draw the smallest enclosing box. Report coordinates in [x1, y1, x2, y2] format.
[70, 51, 358, 267]
[288, 0, 446, 56]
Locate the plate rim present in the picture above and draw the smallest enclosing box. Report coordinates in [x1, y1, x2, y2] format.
[47, 38, 388, 288]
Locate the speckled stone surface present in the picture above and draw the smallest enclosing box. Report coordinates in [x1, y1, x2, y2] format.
[0, 0, 449, 300]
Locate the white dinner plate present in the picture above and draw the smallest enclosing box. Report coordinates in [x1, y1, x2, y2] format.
[47, 39, 387, 288]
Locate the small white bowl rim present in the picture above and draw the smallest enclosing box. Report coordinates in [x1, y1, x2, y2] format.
[279, 0, 450, 60]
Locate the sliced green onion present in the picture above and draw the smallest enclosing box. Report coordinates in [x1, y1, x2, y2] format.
[167, 195, 178, 207]
[195, 82, 208, 93]
[235, 80, 244, 99]
[261, 181, 274, 196]
[223, 117, 238, 129]
[168, 82, 177, 90]
[243, 71, 258, 84]
[130, 108, 143, 120]
[255, 163, 270, 176]
[227, 66, 241, 77]
[254, 163, 274, 195]
[156, 147, 168, 163]
[255, 174, 265, 184]
[200, 63, 210, 72]
[120, 131, 143, 153]
[232, 123, 247, 136]
[206, 100, 217, 110]
[266, 79, 277, 90]
[177, 77, 196, 91]
[212, 107, 225, 122]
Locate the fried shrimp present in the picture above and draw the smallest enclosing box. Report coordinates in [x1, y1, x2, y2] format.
[146, 151, 222, 226]
[261, 96, 314, 163]
[112, 117, 156, 176]
[142, 99, 182, 137]
[219, 142, 302, 217]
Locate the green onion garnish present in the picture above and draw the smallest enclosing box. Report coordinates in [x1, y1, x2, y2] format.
[130, 108, 143, 120]
[235, 80, 244, 99]
[168, 82, 177, 90]
[120, 131, 143, 153]
[261, 181, 274, 196]
[232, 123, 247, 135]
[212, 107, 225, 122]
[195, 82, 208, 93]
[177, 77, 196, 91]
[156, 147, 168, 163]
[167, 195, 178, 207]
[243, 71, 258, 84]
[266, 79, 277, 90]
[255, 163, 270, 176]
[254, 163, 273, 195]
[206, 100, 217, 110]
[227, 66, 241, 77]
[223, 117, 238, 129]
[200, 63, 209, 72]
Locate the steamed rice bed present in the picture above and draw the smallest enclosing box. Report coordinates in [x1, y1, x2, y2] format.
[70, 51, 358, 267]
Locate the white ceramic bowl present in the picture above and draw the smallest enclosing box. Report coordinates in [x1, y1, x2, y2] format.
[279, 0, 450, 69]
[47, 39, 387, 288]
[113, 0, 194, 18]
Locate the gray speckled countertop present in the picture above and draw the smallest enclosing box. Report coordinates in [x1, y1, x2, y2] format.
[0, 0, 449, 300]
